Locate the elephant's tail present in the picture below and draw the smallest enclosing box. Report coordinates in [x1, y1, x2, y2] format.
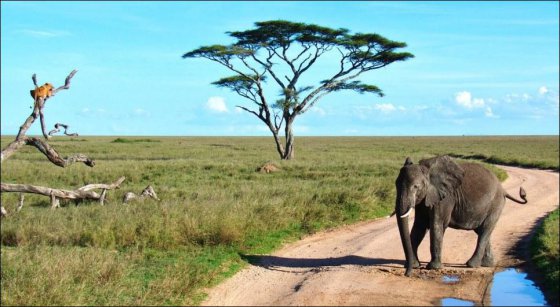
[505, 187, 528, 204]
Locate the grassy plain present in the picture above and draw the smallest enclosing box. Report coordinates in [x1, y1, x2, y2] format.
[1, 135, 558, 305]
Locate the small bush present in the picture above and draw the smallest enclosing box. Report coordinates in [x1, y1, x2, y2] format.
[111, 138, 161, 144]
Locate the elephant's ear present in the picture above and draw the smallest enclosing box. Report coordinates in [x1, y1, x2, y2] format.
[420, 155, 464, 207]
[404, 157, 413, 166]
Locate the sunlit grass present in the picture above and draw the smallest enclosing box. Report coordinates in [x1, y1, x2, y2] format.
[531, 208, 559, 305]
[1, 135, 558, 305]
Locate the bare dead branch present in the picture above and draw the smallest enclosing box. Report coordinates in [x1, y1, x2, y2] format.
[12, 70, 78, 141]
[17, 193, 24, 212]
[0, 69, 126, 213]
[1, 138, 27, 163]
[52, 69, 78, 95]
[99, 189, 107, 206]
[50, 192, 60, 209]
[78, 176, 126, 192]
[1, 177, 126, 209]
[25, 136, 95, 167]
[1, 136, 94, 168]
[15, 104, 40, 140]
[39, 105, 50, 139]
[32, 73, 38, 88]
[48, 123, 79, 137]
[123, 185, 160, 203]
[2, 183, 98, 199]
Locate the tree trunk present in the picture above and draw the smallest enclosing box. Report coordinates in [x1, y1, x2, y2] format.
[270, 129, 286, 160]
[282, 120, 295, 160]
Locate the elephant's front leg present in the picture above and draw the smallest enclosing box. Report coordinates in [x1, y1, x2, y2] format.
[427, 212, 445, 270]
[410, 206, 429, 268]
[409, 222, 427, 268]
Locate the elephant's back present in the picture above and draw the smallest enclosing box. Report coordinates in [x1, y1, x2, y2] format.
[459, 162, 501, 202]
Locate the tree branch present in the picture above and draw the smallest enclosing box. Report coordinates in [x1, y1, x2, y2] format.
[26, 136, 95, 167]
[0, 69, 131, 214]
[48, 123, 79, 137]
[14, 69, 78, 141]
[236, 105, 261, 119]
[1, 176, 126, 209]
[52, 69, 78, 95]
[39, 104, 50, 139]
[77, 176, 125, 192]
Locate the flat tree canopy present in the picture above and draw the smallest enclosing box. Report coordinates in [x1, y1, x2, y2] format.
[184, 20, 413, 160]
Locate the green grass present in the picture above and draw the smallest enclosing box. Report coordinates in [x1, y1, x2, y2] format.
[531, 208, 559, 305]
[1, 135, 558, 305]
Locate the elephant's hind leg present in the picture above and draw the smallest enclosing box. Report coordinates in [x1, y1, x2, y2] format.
[467, 226, 496, 268]
[481, 241, 494, 267]
[468, 192, 504, 268]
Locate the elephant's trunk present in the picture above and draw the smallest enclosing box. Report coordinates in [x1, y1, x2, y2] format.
[396, 199, 414, 277]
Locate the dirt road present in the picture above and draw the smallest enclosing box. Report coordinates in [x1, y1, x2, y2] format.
[202, 166, 559, 306]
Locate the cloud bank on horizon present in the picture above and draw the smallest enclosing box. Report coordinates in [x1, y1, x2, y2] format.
[1, 1, 558, 136]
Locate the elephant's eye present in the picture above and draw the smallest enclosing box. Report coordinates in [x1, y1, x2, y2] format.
[412, 184, 420, 189]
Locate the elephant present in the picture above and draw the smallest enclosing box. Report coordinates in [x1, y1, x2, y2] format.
[394, 155, 527, 277]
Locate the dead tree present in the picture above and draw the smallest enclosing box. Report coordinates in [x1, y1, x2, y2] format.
[0, 70, 125, 213]
[122, 185, 160, 203]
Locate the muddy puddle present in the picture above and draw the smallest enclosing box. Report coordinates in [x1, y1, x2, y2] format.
[441, 268, 549, 306]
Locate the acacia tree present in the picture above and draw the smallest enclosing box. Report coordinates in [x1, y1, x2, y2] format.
[183, 20, 413, 160]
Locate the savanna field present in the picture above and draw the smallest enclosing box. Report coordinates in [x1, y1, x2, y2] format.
[1, 135, 558, 305]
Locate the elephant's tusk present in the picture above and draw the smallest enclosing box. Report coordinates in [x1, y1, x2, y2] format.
[400, 207, 413, 218]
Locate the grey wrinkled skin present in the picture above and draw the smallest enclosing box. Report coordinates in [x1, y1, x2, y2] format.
[394, 155, 527, 276]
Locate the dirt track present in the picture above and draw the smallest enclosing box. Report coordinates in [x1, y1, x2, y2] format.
[202, 166, 559, 306]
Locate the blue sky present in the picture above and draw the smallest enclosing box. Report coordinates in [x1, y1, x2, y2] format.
[1, 1, 558, 136]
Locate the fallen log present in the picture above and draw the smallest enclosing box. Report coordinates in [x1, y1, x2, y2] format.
[1, 176, 125, 209]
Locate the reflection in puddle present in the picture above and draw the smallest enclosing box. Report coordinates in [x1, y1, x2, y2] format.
[491, 268, 548, 306]
[441, 268, 549, 306]
[441, 297, 474, 306]
[442, 275, 460, 284]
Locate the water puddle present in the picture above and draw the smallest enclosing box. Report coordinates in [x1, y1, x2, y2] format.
[441, 298, 474, 306]
[442, 275, 460, 284]
[490, 268, 548, 306]
[441, 268, 549, 306]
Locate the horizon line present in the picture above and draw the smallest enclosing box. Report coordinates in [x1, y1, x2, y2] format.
[1, 134, 558, 138]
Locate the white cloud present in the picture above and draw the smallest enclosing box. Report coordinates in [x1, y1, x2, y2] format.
[538, 86, 549, 95]
[133, 108, 149, 116]
[18, 29, 70, 38]
[311, 107, 327, 116]
[206, 96, 228, 113]
[455, 91, 485, 109]
[81, 108, 106, 115]
[484, 107, 499, 118]
[374, 103, 397, 113]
